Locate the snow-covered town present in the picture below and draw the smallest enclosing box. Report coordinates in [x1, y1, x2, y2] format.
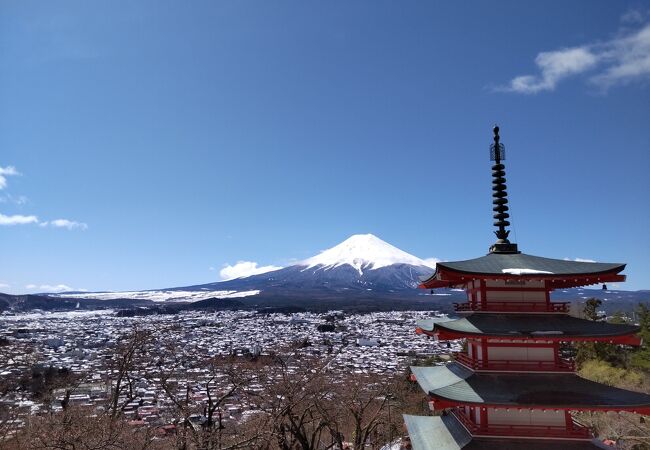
[0, 309, 459, 431]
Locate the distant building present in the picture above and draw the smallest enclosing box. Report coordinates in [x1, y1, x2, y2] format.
[356, 338, 380, 347]
[250, 343, 262, 357]
[45, 338, 64, 349]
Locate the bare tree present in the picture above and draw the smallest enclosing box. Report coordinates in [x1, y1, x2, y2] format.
[106, 325, 152, 419]
[5, 406, 163, 450]
[147, 333, 266, 450]
[262, 355, 330, 450]
[327, 374, 391, 449]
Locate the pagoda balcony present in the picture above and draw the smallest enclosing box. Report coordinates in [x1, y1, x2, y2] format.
[453, 301, 570, 313]
[451, 409, 591, 440]
[455, 352, 575, 372]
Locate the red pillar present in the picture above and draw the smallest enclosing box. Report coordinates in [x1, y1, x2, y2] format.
[480, 279, 487, 310]
[564, 410, 573, 430]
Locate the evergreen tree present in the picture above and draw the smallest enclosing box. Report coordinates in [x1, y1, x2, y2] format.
[583, 298, 603, 321]
[576, 298, 623, 366]
[630, 304, 650, 371]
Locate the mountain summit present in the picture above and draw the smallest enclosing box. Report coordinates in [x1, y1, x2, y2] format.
[302, 234, 435, 275]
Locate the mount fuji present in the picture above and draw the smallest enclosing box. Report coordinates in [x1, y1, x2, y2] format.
[34, 234, 450, 311]
[200, 233, 438, 294]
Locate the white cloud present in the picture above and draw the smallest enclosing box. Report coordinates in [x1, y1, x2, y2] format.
[422, 257, 441, 269]
[503, 47, 598, 93]
[0, 165, 88, 230]
[564, 257, 597, 263]
[0, 194, 28, 205]
[41, 284, 73, 292]
[621, 8, 649, 24]
[500, 22, 650, 93]
[0, 166, 19, 190]
[0, 214, 89, 229]
[0, 213, 39, 225]
[0, 283, 10, 289]
[40, 219, 88, 230]
[591, 24, 650, 88]
[219, 261, 283, 281]
[25, 284, 74, 292]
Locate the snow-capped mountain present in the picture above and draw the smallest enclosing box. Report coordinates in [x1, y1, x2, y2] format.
[204, 233, 437, 293]
[302, 234, 436, 275]
[49, 234, 438, 302]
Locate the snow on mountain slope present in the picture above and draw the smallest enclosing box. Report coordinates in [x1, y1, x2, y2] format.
[50, 290, 260, 302]
[301, 234, 435, 275]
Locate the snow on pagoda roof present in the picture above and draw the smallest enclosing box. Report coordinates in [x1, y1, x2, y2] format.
[416, 314, 640, 341]
[403, 414, 611, 450]
[410, 362, 650, 411]
[425, 252, 624, 278]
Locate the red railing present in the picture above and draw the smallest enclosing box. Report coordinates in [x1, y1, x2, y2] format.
[451, 409, 591, 439]
[455, 352, 575, 372]
[454, 301, 570, 313]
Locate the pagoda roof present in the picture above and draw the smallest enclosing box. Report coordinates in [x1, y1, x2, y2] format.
[411, 363, 650, 412]
[403, 414, 611, 450]
[420, 252, 625, 289]
[416, 314, 640, 343]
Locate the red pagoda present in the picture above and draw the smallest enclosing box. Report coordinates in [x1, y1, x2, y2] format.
[403, 126, 650, 450]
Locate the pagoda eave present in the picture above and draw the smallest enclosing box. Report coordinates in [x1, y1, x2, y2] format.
[428, 396, 650, 415]
[419, 270, 626, 290]
[416, 327, 641, 345]
[411, 363, 650, 414]
[415, 315, 642, 345]
[403, 414, 613, 450]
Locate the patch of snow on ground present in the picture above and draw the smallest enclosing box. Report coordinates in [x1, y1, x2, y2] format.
[0, 309, 115, 321]
[49, 290, 260, 303]
[380, 439, 402, 450]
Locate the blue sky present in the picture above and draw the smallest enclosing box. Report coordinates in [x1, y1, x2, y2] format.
[1, 1, 649, 294]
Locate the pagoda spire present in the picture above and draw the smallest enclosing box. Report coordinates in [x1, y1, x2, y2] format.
[489, 125, 519, 254]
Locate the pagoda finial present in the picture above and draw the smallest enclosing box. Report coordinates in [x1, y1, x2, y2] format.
[489, 125, 519, 254]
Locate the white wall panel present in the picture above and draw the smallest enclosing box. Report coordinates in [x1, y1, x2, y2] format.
[485, 291, 546, 302]
[487, 408, 564, 427]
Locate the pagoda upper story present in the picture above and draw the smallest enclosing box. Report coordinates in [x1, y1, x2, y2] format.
[421, 252, 626, 291]
[419, 126, 625, 314]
